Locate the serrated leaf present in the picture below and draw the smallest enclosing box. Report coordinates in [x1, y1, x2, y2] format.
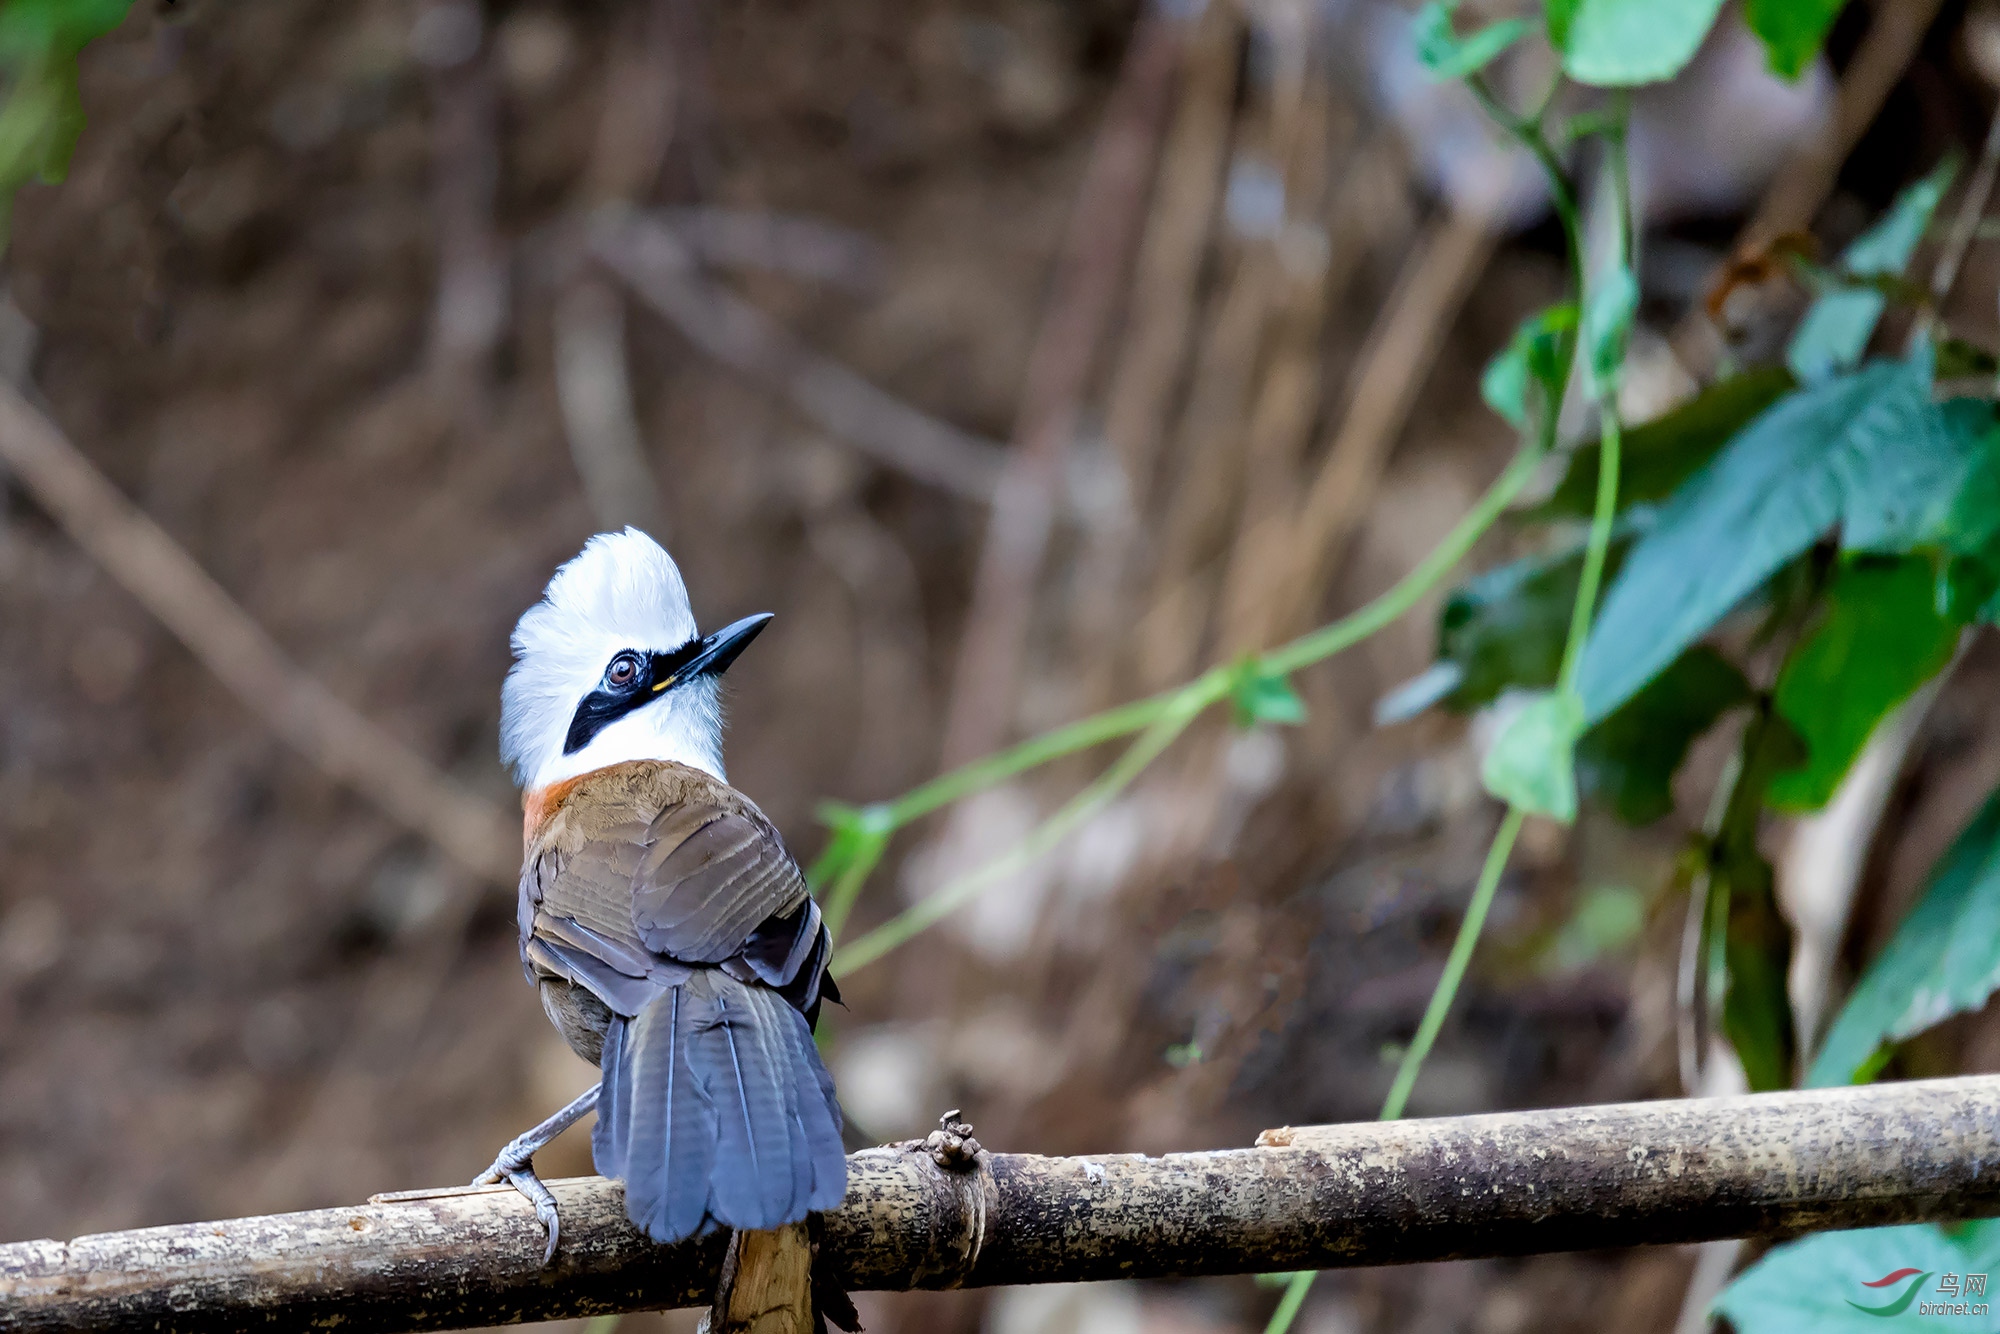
[1575, 357, 1982, 724]
[1229, 661, 1307, 728]
[1535, 366, 1797, 519]
[1575, 646, 1751, 824]
[1768, 557, 1963, 812]
[1742, 0, 1846, 80]
[1481, 688, 1584, 822]
[1414, 1, 1532, 82]
[1808, 787, 2000, 1087]
[1583, 262, 1639, 399]
[1717, 1219, 2000, 1332]
[1789, 158, 1957, 384]
[1545, 0, 1728, 86]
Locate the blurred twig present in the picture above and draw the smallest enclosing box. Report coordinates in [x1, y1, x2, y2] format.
[0, 380, 517, 884]
[823, 435, 1552, 963]
[596, 211, 1010, 504]
[1676, 0, 1945, 373]
[1067, 0, 1242, 689]
[417, 0, 508, 429]
[655, 205, 886, 292]
[551, 0, 679, 537]
[1261, 203, 1503, 642]
[554, 277, 665, 535]
[937, 2, 1186, 767]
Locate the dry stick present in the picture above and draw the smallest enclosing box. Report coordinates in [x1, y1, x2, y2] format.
[0, 381, 516, 883]
[596, 215, 1007, 505]
[1066, 0, 1241, 695]
[420, 3, 508, 431]
[1211, 47, 1341, 660]
[1673, 0, 1947, 374]
[9, 1077, 2000, 1332]
[554, 276, 666, 536]
[653, 206, 886, 293]
[1749, 0, 1947, 247]
[1267, 203, 1504, 642]
[551, 0, 679, 539]
[937, 7, 1184, 768]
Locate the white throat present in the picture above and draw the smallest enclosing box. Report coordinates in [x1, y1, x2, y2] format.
[533, 687, 725, 790]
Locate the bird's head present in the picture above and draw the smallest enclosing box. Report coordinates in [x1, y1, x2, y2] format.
[500, 528, 770, 792]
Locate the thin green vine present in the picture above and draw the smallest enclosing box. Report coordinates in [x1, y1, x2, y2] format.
[1260, 73, 1633, 1334]
[821, 432, 1552, 964]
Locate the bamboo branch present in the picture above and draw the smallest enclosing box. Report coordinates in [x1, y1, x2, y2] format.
[8, 1078, 2000, 1332]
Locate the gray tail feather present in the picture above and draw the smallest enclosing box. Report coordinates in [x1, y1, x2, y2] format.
[596, 971, 846, 1244]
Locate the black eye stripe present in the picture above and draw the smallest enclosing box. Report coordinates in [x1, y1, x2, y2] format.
[648, 638, 705, 682]
[561, 639, 699, 755]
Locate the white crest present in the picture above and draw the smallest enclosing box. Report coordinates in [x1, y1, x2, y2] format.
[501, 528, 727, 789]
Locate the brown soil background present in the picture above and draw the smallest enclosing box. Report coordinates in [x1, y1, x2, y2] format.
[4, 1, 2000, 1331]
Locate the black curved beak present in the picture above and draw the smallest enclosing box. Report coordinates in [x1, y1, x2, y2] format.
[650, 613, 773, 692]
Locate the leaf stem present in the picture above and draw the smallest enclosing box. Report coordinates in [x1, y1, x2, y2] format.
[1265, 805, 1532, 1331]
[1264, 68, 1627, 1334]
[1559, 404, 1620, 691]
[1382, 808, 1530, 1118]
[824, 436, 1548, 958]
[830, 695, 1206, 973]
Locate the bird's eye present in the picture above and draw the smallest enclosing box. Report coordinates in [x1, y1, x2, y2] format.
[606, 653, 641, 687]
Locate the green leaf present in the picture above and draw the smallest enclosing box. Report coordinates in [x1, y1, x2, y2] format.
[1722, 856, 1796, 1091]
[1545, 0, 1728, 86]
[0, 0, 134, 60]
[1789, 158, 1957, 383]
[1481, 303, 1578, 432]
[1544, 884, 1648, 972]
[1414, 1, 1532, 81]
[1714, 712, 1807, 1091]
[0, 0, 136, 252]
[1481, 688, 1585, 822]
[1575, 357, 1977, 724]
[1743, 0, 1847, 80]
[1536, 366, 1797, 520]
[1435, 535, 1633, 710]
[1576, 646, 1751, 824]
[1936, 336, 1999, 380]
[1228, 659, 1307, 728]
[1582, 262, 1639, 400]
[1717, 1219, 2000, 1332]
[1808, 787, 2000, 1087]
[1767, 557, 1963, 812]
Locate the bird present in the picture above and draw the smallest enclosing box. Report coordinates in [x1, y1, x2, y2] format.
[473, 527, 846, 1265]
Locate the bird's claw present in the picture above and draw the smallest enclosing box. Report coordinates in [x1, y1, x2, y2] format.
[473, 1147, 563, 1266]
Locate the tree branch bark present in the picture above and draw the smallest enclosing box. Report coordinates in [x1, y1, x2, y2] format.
[7, 1077, 2000, 1331]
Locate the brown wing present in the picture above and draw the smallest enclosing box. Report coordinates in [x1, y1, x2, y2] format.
[521, 761, 817, 1021]
[630, 803, 808, 963]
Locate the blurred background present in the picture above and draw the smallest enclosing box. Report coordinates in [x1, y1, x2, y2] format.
[4, 0, 2000, 1331]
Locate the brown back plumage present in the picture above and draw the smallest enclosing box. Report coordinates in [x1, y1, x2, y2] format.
[519, 759, 845, 1245]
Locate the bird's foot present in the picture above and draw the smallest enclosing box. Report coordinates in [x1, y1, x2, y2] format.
[473, 1083, 601, 1267]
